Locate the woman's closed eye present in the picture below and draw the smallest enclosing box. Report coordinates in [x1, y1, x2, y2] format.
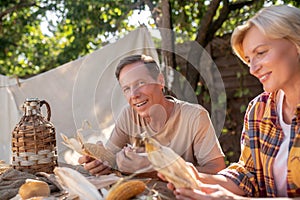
[245, 50, 268, 66]
[257, 50, 267, 56]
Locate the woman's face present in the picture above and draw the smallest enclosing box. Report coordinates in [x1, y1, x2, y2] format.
[242, 26, 300, 93]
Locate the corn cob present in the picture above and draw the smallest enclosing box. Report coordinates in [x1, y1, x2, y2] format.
[144, 137, 200, 189]
[106, 180, 146, 200]
[82, 143, 116, 167]
[61, 133, 116, 167]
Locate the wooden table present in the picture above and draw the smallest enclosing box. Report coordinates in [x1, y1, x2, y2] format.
[0, 163, 176, 200]
[132, 172, 175, 199]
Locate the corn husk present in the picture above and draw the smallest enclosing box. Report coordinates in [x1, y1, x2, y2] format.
[145, 137, 200, 189]
[60, 133, 116, 167]
[54, 167, 103, 200]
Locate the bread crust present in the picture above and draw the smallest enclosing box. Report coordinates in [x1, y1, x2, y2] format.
[19, 179, 50, 199]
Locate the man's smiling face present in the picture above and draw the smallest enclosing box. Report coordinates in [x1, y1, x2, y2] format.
[119, 61, 164, 119]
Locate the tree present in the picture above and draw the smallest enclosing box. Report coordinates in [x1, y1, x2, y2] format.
[0, 0, 144, 77]
[0, 0, 297, 78]
[1, 0, 299, 78]
[142, 0, 299, 93]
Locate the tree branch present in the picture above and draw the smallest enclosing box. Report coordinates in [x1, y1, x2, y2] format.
[207, 0, 259, 43]
[113, 1, 147, 31]
[0, 1, 36, 20]
[195, 0, 221, 46]
[144, 0, 161, 28]
[229, 0, 259, 10]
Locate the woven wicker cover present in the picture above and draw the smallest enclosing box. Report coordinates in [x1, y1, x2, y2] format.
[11, 98, 57, 174]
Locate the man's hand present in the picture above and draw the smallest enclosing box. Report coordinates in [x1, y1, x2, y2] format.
[116, 146, 151, 173]
[78, 141, 113, 176]
[78, 155, 112, 176]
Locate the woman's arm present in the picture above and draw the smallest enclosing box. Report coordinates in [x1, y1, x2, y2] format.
[198, 172, 246, 196]
[191, 162, 245, 196]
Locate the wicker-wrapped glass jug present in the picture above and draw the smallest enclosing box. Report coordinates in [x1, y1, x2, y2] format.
[11, 98, 57, 174]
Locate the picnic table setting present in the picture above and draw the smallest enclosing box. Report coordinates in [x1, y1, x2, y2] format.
[0, 98, 198, 200]
[0, 160, 175, 200]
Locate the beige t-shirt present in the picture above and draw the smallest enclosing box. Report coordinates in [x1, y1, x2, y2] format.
[106, 97, 224, 167]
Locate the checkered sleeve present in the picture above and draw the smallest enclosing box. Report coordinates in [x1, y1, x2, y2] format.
[218, 99, 260, 197]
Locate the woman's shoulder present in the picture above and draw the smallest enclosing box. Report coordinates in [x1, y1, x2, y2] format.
[246, 91, 279, 118]
[249, 91, 280, 105]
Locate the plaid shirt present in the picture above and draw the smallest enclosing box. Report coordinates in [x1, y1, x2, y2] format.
[219, 91, 300, 197]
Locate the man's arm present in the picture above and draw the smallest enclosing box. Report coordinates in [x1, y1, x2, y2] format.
[192, 108, 226, 175]
[195, 157, 226, 174]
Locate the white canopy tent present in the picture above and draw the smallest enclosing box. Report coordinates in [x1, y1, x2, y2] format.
[0, 27, 158, 164]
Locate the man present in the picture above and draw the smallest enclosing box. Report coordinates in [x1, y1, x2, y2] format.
[78, 54, 225, 176]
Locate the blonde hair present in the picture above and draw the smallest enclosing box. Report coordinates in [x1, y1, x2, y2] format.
[231, 5, 300, 64]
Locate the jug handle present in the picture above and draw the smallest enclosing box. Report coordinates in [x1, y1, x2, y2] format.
[40, 100, 51, 121]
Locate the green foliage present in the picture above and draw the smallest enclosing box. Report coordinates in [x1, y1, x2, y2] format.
[234, 66, 252, 113]
[1, 0, 299, 78]
[171, 0, 206, 41]
[0, 0, 139, 78]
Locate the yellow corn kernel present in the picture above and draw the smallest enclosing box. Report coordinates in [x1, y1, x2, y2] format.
[106, 180, 146, 200]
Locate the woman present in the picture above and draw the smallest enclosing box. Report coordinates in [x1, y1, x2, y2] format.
[161, 4, 300, 199]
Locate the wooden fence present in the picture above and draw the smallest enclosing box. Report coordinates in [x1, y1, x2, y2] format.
[173, 34, 263, 164]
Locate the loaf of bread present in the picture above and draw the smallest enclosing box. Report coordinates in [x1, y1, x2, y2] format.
[18, 179, 50, 199]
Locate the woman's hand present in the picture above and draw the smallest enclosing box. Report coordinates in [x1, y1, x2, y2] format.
[174, 184, 245, 200]
[157, 162, 201, 191]
[157, 163, 245, 200]
[157, 175, 243, 200]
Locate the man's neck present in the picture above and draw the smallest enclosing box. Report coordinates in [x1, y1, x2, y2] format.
[148, 99, 174, 132]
